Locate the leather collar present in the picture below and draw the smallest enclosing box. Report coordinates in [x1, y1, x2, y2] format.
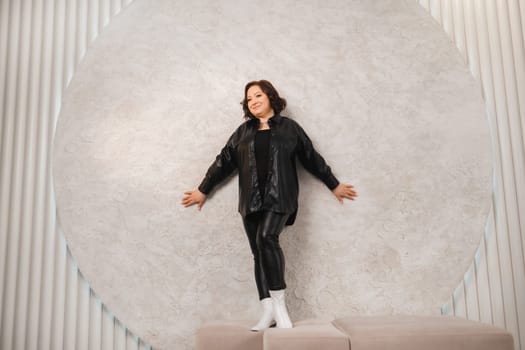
[249, 113, 282, 127]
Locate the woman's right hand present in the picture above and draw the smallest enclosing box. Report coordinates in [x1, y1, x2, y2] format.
[181, 189, 207, 210]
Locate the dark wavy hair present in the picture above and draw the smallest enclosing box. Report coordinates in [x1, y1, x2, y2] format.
[241, 80, 287, 120]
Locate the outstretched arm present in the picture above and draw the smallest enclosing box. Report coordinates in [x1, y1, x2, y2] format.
[296, 123, 339, 189]
[181, 129, 238, 210]
[296, 123, 357, 203]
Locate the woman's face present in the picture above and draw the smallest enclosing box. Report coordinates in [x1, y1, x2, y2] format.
[247, 85, 274, 119]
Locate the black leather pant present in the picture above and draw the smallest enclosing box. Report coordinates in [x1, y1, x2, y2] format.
[242, 211, 289, 300]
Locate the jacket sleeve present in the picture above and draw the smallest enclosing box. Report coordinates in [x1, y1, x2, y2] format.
[295, 123, 340, 190]
[198, 130, 238, 195]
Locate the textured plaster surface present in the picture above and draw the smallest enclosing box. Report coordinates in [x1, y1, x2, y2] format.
[53, 0, 492, 349]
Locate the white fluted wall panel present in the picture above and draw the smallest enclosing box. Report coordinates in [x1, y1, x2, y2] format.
[0, 0, 151, 349]
[419, 1, 525, 350]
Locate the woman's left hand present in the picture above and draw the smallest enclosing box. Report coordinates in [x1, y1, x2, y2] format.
[332, 183, 358, 204]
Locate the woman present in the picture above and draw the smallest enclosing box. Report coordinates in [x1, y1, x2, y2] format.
[181, 80, 357, 331]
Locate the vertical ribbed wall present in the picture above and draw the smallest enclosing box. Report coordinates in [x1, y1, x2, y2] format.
[418, 1, 525, 350]
[1, 1, 523, 350]
[0, 0, 151, 349]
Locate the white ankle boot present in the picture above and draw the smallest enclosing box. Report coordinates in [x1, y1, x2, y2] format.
[250, 297, 276, 331]
[269, 289, 293, 328]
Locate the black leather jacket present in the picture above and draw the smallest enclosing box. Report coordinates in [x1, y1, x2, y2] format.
[198, 113, 339, 225]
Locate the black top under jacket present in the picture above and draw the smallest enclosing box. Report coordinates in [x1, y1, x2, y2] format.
[254, 129, 271, 197]
[198, 113, 339, 226]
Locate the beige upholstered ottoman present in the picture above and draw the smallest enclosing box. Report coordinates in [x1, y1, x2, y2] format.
[195, 318, 350, 350]
[195, 320, 263, 350]
[332, 315, 514, 350]
[264, 319, 350, 350]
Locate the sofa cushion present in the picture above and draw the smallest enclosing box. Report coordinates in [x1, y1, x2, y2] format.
[264, 318, 349, 350]
[195, 320, 263, 350]
[332, 315, 514, 350]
